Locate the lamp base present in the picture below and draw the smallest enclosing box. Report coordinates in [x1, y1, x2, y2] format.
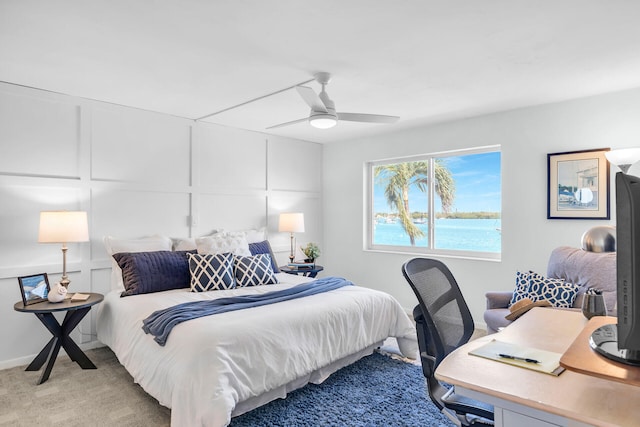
[59, 276, 70, 288]
[289, 232, 295, 263]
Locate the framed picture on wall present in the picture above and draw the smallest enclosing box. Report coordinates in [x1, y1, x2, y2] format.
[17, 273, 50, 306]
[547, 148, 610, 219]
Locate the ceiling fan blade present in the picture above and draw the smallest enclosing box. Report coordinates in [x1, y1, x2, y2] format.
[337, 112, 400, 124]
[296, 86, 328, 113]
[266, 117, 308, 129]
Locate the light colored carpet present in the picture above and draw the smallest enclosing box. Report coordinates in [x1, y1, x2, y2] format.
[0, 347, 170, 427]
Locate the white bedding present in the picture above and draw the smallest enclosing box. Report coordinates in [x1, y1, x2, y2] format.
[96, 273, 417, 426]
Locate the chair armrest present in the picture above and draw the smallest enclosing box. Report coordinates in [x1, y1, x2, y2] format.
[485, 291, 513, 309]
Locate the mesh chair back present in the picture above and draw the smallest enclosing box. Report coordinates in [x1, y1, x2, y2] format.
[402, 258, 475, 365]
[403, 258, 494, 425]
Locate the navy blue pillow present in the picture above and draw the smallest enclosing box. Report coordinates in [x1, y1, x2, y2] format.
[114, 250, 194, 297]
[248, 240, 280, 273]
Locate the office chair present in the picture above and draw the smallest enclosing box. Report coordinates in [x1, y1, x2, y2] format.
[402, 258, 494, 426]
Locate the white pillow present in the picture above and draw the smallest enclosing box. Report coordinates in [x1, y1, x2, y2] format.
[173, 237, 197, 251]
[196, 233, 251, 256]
[221, 227, 267, 244]
[103, 235, 173, 291]
[239, 227, 267, 244]
[172, 229, 225, 251]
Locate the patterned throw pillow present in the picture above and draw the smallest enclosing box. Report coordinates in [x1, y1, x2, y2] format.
[509, 271, 532, 306]
[527, 273, 579, 308]
[248, 240, 280, 273]
[188, 252, 235, 292]
[235, 254, 279, 287]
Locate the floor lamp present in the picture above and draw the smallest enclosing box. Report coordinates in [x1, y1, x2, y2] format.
[605, 148, 640, 174]
[279, 213, 305, 263]
[38, 211, 89, 288]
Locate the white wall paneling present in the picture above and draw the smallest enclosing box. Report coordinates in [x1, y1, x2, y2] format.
[267, 135, 323, 263]
[91, 106, 192, 185]
[267, 191, 322, 262]
[0, 180, 85, 275]
[198, 192, 267, 235]
[0, 82, 322, 368]
[0, 89, 81, 178]
[90, 188, 192, 260]
[197, 124, 267, 191]
[267, 135, 322, 193]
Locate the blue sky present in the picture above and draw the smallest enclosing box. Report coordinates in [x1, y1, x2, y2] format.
[374, 151, 501, 213]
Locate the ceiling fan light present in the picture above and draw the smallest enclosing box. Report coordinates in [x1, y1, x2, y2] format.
[309, 114, 337, 129]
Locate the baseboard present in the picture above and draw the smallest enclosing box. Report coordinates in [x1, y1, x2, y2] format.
[0, 339, 105, 371]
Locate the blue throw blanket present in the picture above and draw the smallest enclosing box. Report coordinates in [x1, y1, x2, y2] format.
[142, 276, 353, 346]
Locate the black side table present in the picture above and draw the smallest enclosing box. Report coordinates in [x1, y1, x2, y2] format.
[14, 292, 104, 384]
[279, 265, 324, 278]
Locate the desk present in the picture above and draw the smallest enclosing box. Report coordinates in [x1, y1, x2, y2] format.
[14, 293, 104, 384]
[436, 308, 640, 427]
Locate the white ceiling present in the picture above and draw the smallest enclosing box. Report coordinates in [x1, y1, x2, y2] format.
[3, 1, 640, 144]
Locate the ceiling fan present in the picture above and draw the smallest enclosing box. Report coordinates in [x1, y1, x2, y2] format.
[267, 72, 400, 130]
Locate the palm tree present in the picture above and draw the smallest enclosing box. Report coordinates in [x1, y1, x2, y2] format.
[375, 160, 455, 245]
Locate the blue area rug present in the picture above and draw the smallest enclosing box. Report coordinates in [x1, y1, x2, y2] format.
[229, 351, 454, 427]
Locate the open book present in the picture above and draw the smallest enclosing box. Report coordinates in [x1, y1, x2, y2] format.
[469, 339, 565, 376]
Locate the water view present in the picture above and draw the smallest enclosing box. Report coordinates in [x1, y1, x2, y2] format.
[373, 218, 501, 253]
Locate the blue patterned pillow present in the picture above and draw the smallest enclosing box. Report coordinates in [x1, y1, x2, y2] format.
[235, 254, 278, 287]
[509, 271, 532, 306]
[114, 250, 193, 297]
[188, 252, 235, 292]
[527, 273, 579, 308]
[248, 240, 280, 273]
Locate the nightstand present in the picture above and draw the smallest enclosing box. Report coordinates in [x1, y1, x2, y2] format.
[279, 265, 324, 278]
[14, 292, 104, 384]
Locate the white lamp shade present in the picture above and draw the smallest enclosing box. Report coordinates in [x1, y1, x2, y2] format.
[605, 148, 640, 169]
[38, 211, 89, 243]
[278, 212, 305, 233]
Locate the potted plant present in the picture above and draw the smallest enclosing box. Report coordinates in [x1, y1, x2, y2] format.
[301, 242, 320, 263]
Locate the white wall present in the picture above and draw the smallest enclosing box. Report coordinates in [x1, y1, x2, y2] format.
[323, 87, 640, 325]
[5, 81, 640, 368]
[0, 82, 322, 368]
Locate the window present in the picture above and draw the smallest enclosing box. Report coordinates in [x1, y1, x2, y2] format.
[367, 146, 501, 259]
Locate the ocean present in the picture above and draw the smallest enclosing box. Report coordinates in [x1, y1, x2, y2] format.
[373, 218, 501, 253]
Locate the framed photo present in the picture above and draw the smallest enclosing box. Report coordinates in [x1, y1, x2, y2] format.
[18, 273, 50, 306]
[547, 148, 610, 219]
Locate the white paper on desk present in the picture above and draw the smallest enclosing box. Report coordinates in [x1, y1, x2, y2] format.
[469, 339, 565, 376]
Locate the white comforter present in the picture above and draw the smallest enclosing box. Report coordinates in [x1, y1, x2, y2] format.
[96, 273, 417, 426]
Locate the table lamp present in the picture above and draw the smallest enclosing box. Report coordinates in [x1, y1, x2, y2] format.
[38, 211, 89, 288]
[278, 213, 305, 263]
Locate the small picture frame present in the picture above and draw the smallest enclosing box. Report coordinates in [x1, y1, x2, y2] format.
[547, 148, 610, 219]
[18, 273, 50, 306]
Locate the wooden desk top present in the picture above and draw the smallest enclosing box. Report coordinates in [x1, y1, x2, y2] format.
[436, 307, 640, 427]
[560, 316, 640, 387]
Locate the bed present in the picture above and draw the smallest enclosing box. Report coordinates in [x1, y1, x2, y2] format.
[96, 235, 417, 427]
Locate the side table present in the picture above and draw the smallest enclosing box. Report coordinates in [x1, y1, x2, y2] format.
[14, 292, 104, 384]
[279, 265, 324, 278]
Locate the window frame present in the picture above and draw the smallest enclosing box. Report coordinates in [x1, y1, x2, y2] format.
[365, 145, 501, 261]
